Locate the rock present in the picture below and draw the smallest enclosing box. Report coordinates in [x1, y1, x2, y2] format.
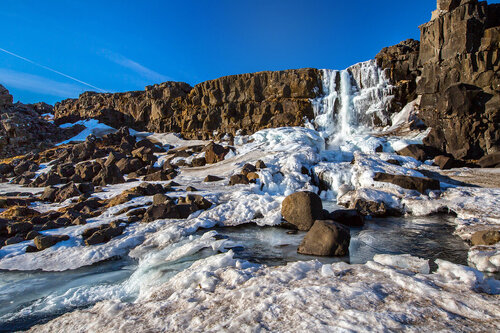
[0, 163, 13, 176]
[0, 206, 40, 220]
[229, 174, 250, 186]
[478, 152, 500, 168]
[25, 230, 41, 240]
[179, 194, 213, 210]
[92, 165, 125, 186]
[186, 186, 198, 192]
[297, 220, 350, 256]
[396, 144, 428, 161]
[25, 245, 38, 253]
[281, 191, 324, 231]
[176, 203, 199, 218]
[116, 158, 143, 174]
[73, 216, 87, 225]
[131, 147, 157, 164]
[434, 155, 457, 170]
[203, 142, 231, 164]
[7, 221, 33, 235]
[153, 193, 170, 205]
[84, 226, 125, 246]
[55, 163, 75, 178]
[143, 202, 180, 222]
[204, 175, 223, 182]
[255, 160, 267, 169]
[31, 172, 62, 187]
[143, 170, 176, 181]
[351, 198, 400, 217]
[373, 172, 440, 193]
[75, 161, 102, 182]
[246, 172, 260, 181]
[471, 230, 500, 246]
[327, 209, 364, 227]
[77, 182, 95, 194]
[13, 160, 38, 176]
[34, 234, 69, 250]
[5, 236, 25, 246]
[191, 157, 206, 167]
[241, 163, 257, 175]
[55, 182, 82, 202]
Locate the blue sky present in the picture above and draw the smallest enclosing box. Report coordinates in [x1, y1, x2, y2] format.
[1, 0, 496, 104]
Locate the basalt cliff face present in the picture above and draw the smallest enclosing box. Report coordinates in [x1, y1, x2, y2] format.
[52, 0, 499, 160]
[54, 69, 321, 140]
[418, 0, 500, 159]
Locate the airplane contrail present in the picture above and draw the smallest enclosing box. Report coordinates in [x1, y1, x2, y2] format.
[0, 47, 106, 92]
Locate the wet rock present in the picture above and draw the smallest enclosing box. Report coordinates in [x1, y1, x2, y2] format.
[297, 220, 350, 256]
[34, 234, 69, 250]
[204, 175, 223, 182]
[327, 209, 365, 227]
[478, 152, 500, 168]
[471, 230, 500, 246]
[229, 174, 250, 186]
[281, 191, 324, 231]
[373, 172, 440, 194]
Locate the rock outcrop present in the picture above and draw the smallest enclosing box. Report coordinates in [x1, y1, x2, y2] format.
[54, 69, 322, 140]
[417, 0, 500, 160]
[0, 85, 82, 158]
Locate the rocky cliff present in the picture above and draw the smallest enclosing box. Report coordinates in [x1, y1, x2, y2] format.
[0, 85, 81, 158]
[417, 0, 500, 160]
[54, 69, 322, 140]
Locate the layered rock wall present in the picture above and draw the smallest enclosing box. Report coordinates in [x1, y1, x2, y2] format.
[54, 69, 322, 139]
[418, 0, 500, 159]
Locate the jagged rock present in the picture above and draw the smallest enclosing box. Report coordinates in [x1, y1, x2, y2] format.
[0, 206, 40, 220]
[143, 170, 176, 181]
[25, 230, 41, 240]
[5, 236, 24, 246]
[297, 220, 350, 256]
[153, 193, 170, 205]
[131, 147, 157, 164]
[31, 172, 62, 187]
[55, 163, 75, 178]
[327, 209, 365, 227]
[116, 157, 143, 174]
[281, 191, 324, 231]
[92, 164, 125, 186]
[34, 234, 69, 250]
[434, 155, 458, 170]
[75, 161, 102, 182]
[55, 182, 82, 202]
[373, 172, 440, 193]
[77, 182, 95, 194]
[13, 160, 38, 176]
[203, 142, 231, 164]
[471, 230, 500, 245]
[478, 152, 500, 168]
[396, 144, 428, 161]
[143, 202, 180, 222]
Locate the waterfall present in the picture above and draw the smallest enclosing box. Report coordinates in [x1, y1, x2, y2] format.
[312, 60, 395, 146]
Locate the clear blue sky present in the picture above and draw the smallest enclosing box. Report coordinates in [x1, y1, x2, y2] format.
[1, 0, 496, 104]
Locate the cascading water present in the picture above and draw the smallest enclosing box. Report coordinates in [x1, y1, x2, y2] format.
[311, 60, 395, 147]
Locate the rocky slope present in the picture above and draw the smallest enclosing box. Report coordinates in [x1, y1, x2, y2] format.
[0, 85, 82, 159]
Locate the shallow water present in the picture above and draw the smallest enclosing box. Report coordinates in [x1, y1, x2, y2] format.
[0, 214, 469, 331]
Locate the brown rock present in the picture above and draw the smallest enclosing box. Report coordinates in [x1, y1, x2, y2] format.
[297, 220, 350, 256]
[471, 230, 500, 246]
[34, 234, 70, 250]
[281, 191, 323, 231]
[373, 172, 440, 193]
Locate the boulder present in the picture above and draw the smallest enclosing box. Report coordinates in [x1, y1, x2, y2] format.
[373, 172, 440, 193]
[351, 198, 401, 217]
[4, 236, 24, 246]
[396, 144, 428, 161]
[92, 165, 125, 186]
[75, 161, 102, 182]
[55, 182, 82, 202]
[434, 155, 458, 170]
[255, 160, 267, 169]
[34, 234, 69, 250]
[281, 191, 324, 231]
[143, 202, 180, 222]
[143, 170, 176, 181]
[246, 172, 260, 181]
[131, 147, 157, 164]
[297, 220, 350, 256]
[229, 174, 250, 186]
[241, 163, 257, 175]
[116, 157, 143, 174]
[471, 230, 500, 246]
[203, 142, 231, 164]
[153, 193, 171, 205]
[55, 163, 75, 178]
[327, 209, 364, 227]
[7, 221, 33, 235]
[478, 152, 500, 168]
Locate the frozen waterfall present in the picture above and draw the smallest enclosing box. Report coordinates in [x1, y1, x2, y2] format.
[311, 60, 395, 146]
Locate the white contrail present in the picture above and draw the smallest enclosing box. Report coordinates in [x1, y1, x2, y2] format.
[0, 47, 106, 92]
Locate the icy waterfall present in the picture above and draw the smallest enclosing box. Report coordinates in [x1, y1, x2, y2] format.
[311, 59, 395, 146]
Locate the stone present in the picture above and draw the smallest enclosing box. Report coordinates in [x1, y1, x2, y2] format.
[131, 146, 157, 164]
[34, 234, 69, 250]
[241, 163, 257, 175]
[143, 170, 176, 181]
[55, 182, 82, 202]
[75, 161, 102, 182]
[77, 182, 95, 194]
[186, 186, 198, 192]
[204, 175, 223, 182]
[297, 220, 350, 256]
[373, 172, 440, 194]
[434, 155, 457, 170]
[55, 163, 75, 178]
[153, 193, 170, 205]
[191, 157, 206, 167]
[25, 230, 41, 240]
[396, 144, 428, 161]
[116, 158, 143, 174]
[73, 216, 87, 225]
[327, 209, 365, 227]
[5, 236, 25, 246]
[281, 191, 324, 231]
[40, 187, 58, 202]
[351, 198, 401, 217]
[478, 152, 500, 168]
[143, 202, 179, 222]
[229, 174, 250, 186]
[203, 142, 231, 164]
[7, 221, 33, 235]
[31, 172, 62, 187]
[246, 172, 260, 181]
[470, 230, 500, 246]
[0, 206, 40, 220]
[92, 165, 125, 186]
